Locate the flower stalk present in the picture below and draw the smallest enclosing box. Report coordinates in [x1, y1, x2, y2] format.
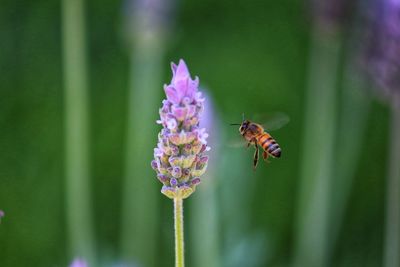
[384, 95, 400, 267]
[359, 1, 400, 266]
[62, 0, 95, 264]
[293, 21, 341, 267]
[174, 198, 184, 267]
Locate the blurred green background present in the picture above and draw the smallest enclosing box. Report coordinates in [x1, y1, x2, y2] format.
[0, 0, 393, 266]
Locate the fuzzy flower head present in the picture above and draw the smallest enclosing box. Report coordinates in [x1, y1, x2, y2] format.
[152, 59, 209, 199]
[310, 0, 351, 34]
[69, 258, 88, 267]
[362, 0, 400, 100]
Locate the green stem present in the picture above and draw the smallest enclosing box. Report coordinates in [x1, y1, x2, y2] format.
[293, 27, 341, 267]
[62, 0, 95, 264]
[174, 198, 185, 267]
[384, 95, 400, 267]
[120, 47, 161, 265]
[120, 4, 167, 266]
[328, 63, 370, 255]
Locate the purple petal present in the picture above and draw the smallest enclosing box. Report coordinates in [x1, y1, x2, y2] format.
[196, 128, 209, 144]
[194, 91, 205, 103]
[183, 168, 190, 176]
[187, 105, 196, 117]
[170, 178, 178, 186]
[199, 144, 207, 153]
[154, 147, 163, 157]
[164, 85, 181, 104]
[183, 144, 192, 154]
[174, 78, 189, 97]
[199, 155, 209, 164]
[166, 118, 177, 130]
[187, 76, 199, 97]
[172, 166, 182, 178]
[174, 59, 190, 82]
[171, 145, 179, 156]
[151, 160, 158, 170]
[182, 96, 192, 105]
[171, 106, 187, 121]
[157, 174, 169, 183]
[171, 62, 178, 75]
[161, 99, 170, 111]
[191, 177, 201, 186]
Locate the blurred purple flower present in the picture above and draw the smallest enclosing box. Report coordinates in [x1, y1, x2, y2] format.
[69, 258, 88, 267]
[362, 0, 400, 100]
[310, 0, 353, 33]
[0, 210, 4, 222]
[152, 59, 209, 199]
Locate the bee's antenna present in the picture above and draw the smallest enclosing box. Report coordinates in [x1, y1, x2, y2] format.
[230, 113, 246, 126]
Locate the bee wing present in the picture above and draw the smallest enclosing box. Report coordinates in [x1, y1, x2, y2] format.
[252, 112, 289, 131]
[225, 133, 246, 148]
[227, 138, 248, 148]
[225, 129, 249, 148]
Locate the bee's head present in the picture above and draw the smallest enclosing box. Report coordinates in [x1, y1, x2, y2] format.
[239, 120, 250, 134]
[230, 113, 249, 134]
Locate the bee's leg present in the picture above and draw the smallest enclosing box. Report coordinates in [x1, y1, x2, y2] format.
[253, 143, 259, 170]
[247, 138, 255, 148]
[263, 151, 270, 163]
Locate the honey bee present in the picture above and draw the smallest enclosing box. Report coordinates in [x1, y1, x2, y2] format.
[231, 114, 285, 169]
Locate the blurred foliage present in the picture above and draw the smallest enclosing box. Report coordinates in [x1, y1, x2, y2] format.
[0, 0, 390, 266]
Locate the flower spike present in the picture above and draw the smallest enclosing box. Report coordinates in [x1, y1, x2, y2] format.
[152, 59, 209, 199]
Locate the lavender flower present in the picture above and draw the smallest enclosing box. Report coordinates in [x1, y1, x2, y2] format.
[362, 0, 400, 100]
[69, 258, 88, 267]
[152, 59, 209, 199]
[0, 210, 4, 222]
[310, 0, 351, 33]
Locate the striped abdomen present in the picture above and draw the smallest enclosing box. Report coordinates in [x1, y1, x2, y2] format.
[257, 132, 281, 158]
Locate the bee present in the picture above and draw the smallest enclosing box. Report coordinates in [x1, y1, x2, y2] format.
[231, 114, 284, 169]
